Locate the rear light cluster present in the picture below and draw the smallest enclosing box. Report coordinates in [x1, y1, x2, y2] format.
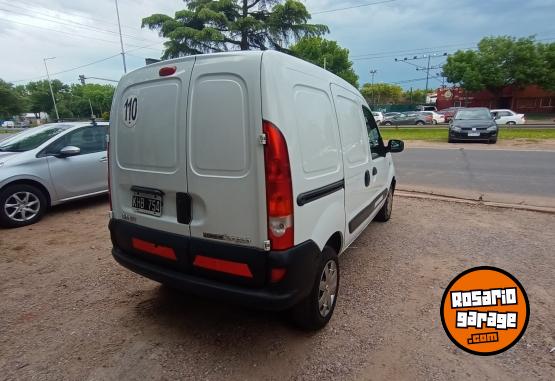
[159, 66, 176, 76]
[262, 121, 294, 250]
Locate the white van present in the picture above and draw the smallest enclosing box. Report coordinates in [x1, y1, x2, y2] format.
[109, 51, 404, 329]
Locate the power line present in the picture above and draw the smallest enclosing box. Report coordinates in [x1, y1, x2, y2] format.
[14, 0, 144, 32]
[312, 0, 397, 15]
[8, 42, 161, 83]
[0, 4, 158, 44]
[351, 35, 555, 60]
[0, 16, 138, 47]
[351, 42, 475, 59]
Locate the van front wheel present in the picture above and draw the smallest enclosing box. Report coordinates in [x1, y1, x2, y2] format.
[376, 186, 393, 222]
[290, 246, 339, 330]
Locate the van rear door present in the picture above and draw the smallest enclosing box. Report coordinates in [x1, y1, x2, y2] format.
[186, 54, 267, 250]
[112, 59, 194, 236]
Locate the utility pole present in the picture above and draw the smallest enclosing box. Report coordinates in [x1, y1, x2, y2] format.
[424, 54, 431, 95]
[369, 69, 377, 106]
[88, 99, 95, 118]
[114, 0, 127, 73]
[394, 53, 447, 100]
[323, 57, 327, 70]
[43, 57, 59, 121]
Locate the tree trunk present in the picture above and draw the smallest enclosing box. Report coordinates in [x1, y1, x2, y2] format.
[240, 0, 248, 50]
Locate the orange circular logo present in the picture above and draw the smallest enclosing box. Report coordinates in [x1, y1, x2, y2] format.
[440, 267, 529, 356]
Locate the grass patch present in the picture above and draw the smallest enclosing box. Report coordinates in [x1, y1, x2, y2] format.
[381, 128, 447, 141]
[380, 127, 555, 141]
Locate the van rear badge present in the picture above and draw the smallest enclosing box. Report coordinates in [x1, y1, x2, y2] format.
[203, 232, 251, 245]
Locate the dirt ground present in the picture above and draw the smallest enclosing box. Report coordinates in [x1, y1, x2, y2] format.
[0, 196, 554, 381]
[406, 139, 555, 150]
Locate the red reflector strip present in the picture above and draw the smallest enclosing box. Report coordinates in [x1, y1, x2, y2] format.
[270, 268, 287, 283]
[132, 238, 177, 261]
[193, 255, 253, 278]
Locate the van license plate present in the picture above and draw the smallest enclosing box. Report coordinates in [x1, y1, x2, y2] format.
[132, 191, 162, 217]
[468, 132, 480, 136]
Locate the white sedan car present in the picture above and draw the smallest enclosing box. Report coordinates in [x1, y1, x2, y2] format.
[372, 111, 384, 124]
[491, 109, 525, 125]
[420, 111, 445, 124]
[0, 121, 109, 228]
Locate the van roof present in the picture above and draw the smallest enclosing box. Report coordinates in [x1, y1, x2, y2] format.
[123, 50, 361, 97]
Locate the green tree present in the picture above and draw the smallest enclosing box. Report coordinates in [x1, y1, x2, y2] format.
[538, 42, 555, 91]
[142, 0, 328, 58]
[0, 79, 24, 119]
[68, 84, 115, 117]
[289, 36, 359, 87]
[360, 83, 403, 105]
[25, 80, 68, 119]
[402, 88, 427, 104]
[443, 36, 552, 94]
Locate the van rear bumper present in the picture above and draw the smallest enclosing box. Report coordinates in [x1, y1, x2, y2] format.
[109, 219, 320, 311]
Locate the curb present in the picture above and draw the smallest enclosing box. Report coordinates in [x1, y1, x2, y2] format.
[395, 189, 555, 215]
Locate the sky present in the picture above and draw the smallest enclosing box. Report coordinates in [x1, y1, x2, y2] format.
[1, 0, 554, 90]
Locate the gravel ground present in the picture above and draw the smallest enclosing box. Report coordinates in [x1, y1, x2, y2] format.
[0, 196, 554, 381]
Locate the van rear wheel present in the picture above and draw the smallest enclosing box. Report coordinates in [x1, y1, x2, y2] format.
[289, 246, 339, 330]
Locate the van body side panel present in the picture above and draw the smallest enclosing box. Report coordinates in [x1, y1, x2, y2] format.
[110, 59, 194, 236]
[187, 53, 266, 250]
[261, 51, 345, 251]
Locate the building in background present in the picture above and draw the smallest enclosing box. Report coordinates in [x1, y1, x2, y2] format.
[436, 85, 555, 113]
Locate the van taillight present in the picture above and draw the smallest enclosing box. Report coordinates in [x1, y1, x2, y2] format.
[262, 120, 293, 250]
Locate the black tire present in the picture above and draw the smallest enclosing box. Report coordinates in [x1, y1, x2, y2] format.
[416, 121, 425, 125]
[383, 121, 392, 126]
[376, 185, 394, 222]
[488, 138, 498, 144]
[432, 120, 438, 125]
[289, 246, 339, 330]
[448, 136, 454, 143]
[506, 121, 516, 125]
[0, 184, 48, 228]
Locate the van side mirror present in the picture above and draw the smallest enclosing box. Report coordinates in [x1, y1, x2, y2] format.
[387, 139, 404, 153]
[58, 146, 81, 157]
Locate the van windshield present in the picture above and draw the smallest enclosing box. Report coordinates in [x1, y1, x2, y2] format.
[0, 124, 71, 152]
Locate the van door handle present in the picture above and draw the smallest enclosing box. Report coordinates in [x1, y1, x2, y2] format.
[176, 193, 192, 224]
[99, 157, 108, 162]
[364, 170, 370, 187]
[372, 167, 378, 176]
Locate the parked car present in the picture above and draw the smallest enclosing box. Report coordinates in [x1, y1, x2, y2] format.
[0, 121, 109, 227]
[415, 105, 437, 111]
[382, 112, 430, 125]
[420, 111, 445, 124]
[1, 121, 15, 128]
[109, 51, 404, 330]
[448, 107, 498, 144]
[438, 107, 465, 122]
[372, 111, 384, 124]
[490, 109, 525, 125]
[383, 112, 400, 118]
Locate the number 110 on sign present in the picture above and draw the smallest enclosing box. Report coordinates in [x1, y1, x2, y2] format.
[123, 96, 138, 126]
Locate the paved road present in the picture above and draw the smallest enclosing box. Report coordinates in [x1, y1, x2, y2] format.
[395, 146, 555, 207]
[380, 124, 555, 129]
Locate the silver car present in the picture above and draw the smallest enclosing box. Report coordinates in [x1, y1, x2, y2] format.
[0, 122, 109, 227]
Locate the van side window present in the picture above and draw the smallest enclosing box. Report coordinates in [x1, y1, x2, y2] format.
[362, 107, 386, 158]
